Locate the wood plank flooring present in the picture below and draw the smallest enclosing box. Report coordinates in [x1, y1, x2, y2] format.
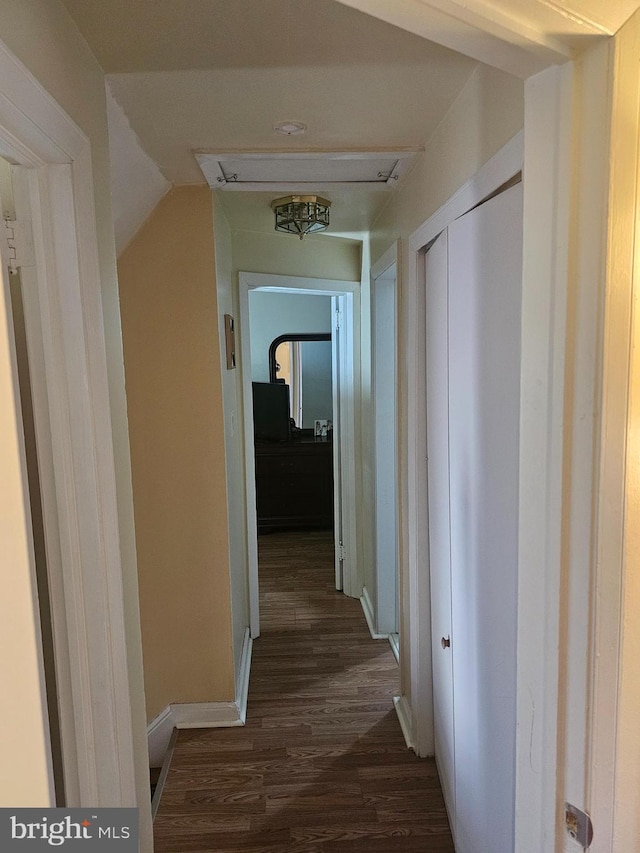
[154, 530, 454, 852]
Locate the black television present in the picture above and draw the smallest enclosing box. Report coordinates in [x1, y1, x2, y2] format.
[252, 381, 291, 442]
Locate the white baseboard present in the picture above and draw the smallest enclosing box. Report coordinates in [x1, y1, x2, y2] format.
[388, 632, 400, 663]
[147, 705, 174, 767]
[236, 627, 253, 723]
[172, 700, 244, 729]
[151, 728, 177, 820]
[147, 627, 254, 763]
[393, 694, 415, 752]
[360, 587, 390, 640]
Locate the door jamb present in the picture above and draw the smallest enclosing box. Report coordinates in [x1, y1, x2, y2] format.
[370, 241, 400, 638]
[0, 38, 139, 809]
[589, 19, 640, 851]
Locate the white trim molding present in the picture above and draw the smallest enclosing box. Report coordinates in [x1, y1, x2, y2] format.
[370, 241, 399, 282]
[332, 0, 610, 78]
[589, 16, 640, 851]
[408, 131, 523, 255]
[360, 587, 390, 640]
[172, 701, 246, 729]
[515, 65, 573, 852]
[388, 633, 400, 663]
[393, 695, 415, 752]
[235, 626, 253, 724]
[147, 628, 253, 766]
[147, 707, 175, 769]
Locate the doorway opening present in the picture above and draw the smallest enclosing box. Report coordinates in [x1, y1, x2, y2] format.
[238, 272, 360, 638]
[0, 158, 64, 803]
[0, 46, 141, 815]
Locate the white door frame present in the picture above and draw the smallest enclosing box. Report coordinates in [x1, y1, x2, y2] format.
[0, 39, 137, 807]
[330, 7, 637, 848]
[369, 242, 399, 639]
[331, 290, 359, 596]
[589, 17, 640, 851]
[238, 271, 360, 638]
[403, 53, 622, 852]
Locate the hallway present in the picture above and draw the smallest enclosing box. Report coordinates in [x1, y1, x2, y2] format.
[153, 530, 454, 852]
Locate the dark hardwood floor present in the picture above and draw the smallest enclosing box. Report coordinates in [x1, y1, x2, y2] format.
[153, 530, 454, 852]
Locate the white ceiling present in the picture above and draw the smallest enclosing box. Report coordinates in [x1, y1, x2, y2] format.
[60, 0, 639, 240]
[62, 0, 476, 74]
[61, 0, 481, 236]
[105, 58, 473, 187]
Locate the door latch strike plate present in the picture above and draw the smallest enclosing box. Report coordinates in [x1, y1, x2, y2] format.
[565, 802, 593, 848]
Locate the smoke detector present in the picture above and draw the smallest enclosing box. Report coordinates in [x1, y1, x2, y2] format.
[274, 120, 307, 136]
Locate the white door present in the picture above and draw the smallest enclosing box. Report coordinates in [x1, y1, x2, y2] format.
[448, 183, 522, 852]
[426, 184, 523, 851]
[425, 229, 455, 822]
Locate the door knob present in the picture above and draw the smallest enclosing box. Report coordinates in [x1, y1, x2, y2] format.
[441, 636, 450, 649]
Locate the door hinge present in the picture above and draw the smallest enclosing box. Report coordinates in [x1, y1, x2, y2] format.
[2, 217, 35, 275]
[338, 542, 346, 562]
[335, 308, 341, 330]
[565, 803, 593, 848]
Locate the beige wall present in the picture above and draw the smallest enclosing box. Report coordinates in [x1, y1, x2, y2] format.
[0, 2, 152, 842]
[119, 186, 235, 720]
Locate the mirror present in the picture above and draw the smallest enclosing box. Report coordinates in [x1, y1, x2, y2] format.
[269, 333, 332, 430]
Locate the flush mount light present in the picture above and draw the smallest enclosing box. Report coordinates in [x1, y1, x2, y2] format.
[271, 195, 331, 239]
[274, 120, 307, 136]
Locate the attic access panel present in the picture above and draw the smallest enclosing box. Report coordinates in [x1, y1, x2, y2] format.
[194, 150, 419, 191]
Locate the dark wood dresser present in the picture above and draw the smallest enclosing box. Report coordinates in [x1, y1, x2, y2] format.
[254, 435, 333, 532]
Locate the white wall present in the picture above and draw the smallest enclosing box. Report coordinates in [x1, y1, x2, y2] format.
[300, 339, 333, 428]
[106, 82, 170, 256]
[370, 64, 525, 265]
[248, 290, 333, 428]
[248, 291, 332, 382]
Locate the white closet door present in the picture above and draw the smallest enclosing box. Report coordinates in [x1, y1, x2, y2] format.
[425, 229, 455, 822]
[448, 183, 523, 853]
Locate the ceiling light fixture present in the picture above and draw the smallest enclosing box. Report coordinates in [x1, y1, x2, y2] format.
[274, 120, 307, 136]
[271, 195, 331, 240]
